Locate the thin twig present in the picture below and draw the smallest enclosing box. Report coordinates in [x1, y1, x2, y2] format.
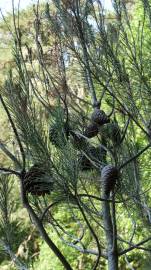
[119, 236, 151, 256]
[0, 167, 20, 176]
[119, 143, 151, 170]
[0, 141, 22, 169]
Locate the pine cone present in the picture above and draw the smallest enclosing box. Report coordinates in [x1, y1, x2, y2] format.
[101, 165, 118, 195]
[84, 122, 98, 138]
[49, 122, 69, 147]
[91, 109, 110, 126]
[24, 164, 53, 196]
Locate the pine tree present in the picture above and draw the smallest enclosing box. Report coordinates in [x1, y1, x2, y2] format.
[0, 1, 151, 269]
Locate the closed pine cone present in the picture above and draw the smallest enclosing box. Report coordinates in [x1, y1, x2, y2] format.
[91, 108, 109, 126]
[84, 122, 98, 138]
[101, 165, 118, 195]
[24, 164, 53, 196]
[49, 122, 69, 147]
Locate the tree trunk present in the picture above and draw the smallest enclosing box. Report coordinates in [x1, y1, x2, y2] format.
[102, 193, 118, 270]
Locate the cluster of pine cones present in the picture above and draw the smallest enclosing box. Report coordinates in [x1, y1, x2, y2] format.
[84, 108, 110, 138]
[49, 108, 110, 147]
[49, 107, 121, 147]
[23, 108, 120, 196]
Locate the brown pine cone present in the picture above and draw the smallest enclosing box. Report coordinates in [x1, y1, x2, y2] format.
[84, 122, 98, 138]
[24, 164, 53, 196]
[91, 108, 110, 126]
[101, 165, 118, 195]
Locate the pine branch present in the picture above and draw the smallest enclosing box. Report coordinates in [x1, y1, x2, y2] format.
[0, 167, 20, 176]
[0, 141, 22, 169]
[119, 236, 151, 256]
[0, 94, 25, 170]
[119, 143, 151, 170]
[19, 174, 73, 270]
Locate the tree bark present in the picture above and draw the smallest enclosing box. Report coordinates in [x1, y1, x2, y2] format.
[102, 193, 118, 270]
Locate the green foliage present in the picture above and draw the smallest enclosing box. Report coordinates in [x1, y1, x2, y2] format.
[1, 1, 151, 269]
[33, 213, 94, 270]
